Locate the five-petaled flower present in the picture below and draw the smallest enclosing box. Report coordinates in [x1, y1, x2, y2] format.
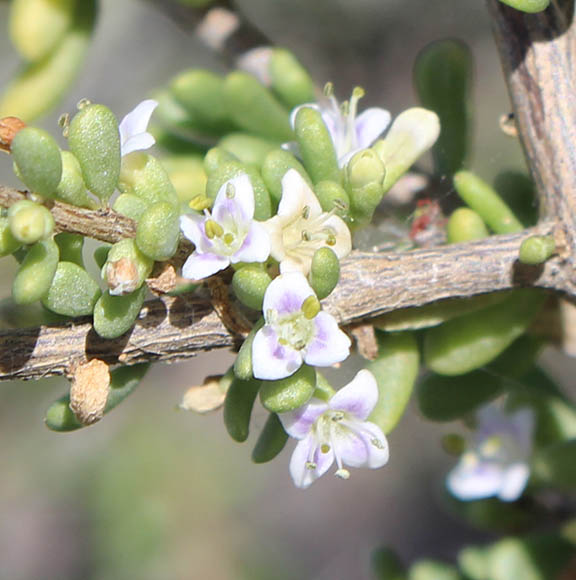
[279, 369, 389, 489]
[291, 85, 391, 166]
[252, 272, 350, 380]
[447, 404, 534, 502]
[264, 169, 351, 274]
[180, 174, 270, 280]
[119, 99, 159, 157]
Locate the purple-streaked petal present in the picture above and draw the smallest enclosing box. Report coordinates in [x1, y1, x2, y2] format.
[181, 252, 229, 280]
[277, 169, 322, 219]
[447, 458, 505, 501]
[354, 107, 391, 149]
[329, 369, 378, 420]
[180, 213, 209, 251]
[334, 420, 389, 468]
[290, 434, 334, 489]
[262, 272, 314, 317]
[304, 311, 351, 367]
[119, 100, 158, 152]
[279, 399, 328, 439]
[499, 463, 529, 502]
[121, 133, 156, 157]
[232, 221, 270, 263]
[252, 326, 303, 380]
[213, 174, 254, 224]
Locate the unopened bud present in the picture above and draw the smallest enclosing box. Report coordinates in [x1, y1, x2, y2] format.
[8, 200, 54, 244]
[69, 359, 110, 426]
[346, 149, 385, 189]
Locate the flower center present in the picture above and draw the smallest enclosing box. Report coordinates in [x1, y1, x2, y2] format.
[203, 212, 244, 256]
[282, 205, 338, 256]
[268, 299, 318, 351]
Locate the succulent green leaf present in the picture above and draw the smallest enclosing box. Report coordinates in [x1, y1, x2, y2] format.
[93, 286, 146, 339]
[223, 376, 261, 442]
[259, 364, 316, 413]
[252, 413, 289, 463]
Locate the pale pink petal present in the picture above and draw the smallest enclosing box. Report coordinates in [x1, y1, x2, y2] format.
[122, 133, 156, 157]
[181, 252, 230, 280]
[279, 399, 328, 439]
[329, 369, 378, 420]
[232, 221, 270, 263]
[180, 213, 209, 250]
[290, 434, 334, 489]
[262, 272, 314, 317]
[278, 169, 322, 218]
[119, 99, 158, 155]
[304, 311, 351, 367]
[354, 107, 391, 149]
[213, 174, 254, 225]
[334, 420, 389, 469]
[499, 463, 530, 502]
[252, 326, 303, 380]
[447, 460, 505, 501]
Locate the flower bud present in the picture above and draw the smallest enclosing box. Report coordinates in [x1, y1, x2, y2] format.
[203, 146, 238, 175]
[8, 200, 54, 244]
[68, 103, 121, 201]
[373, 108, 440, 193]
[0, 217, 21, 257]
[135, 201, 180, 261]
[12, 237, 59, 304]
[294, 106, 340, 184]
[252, 413, 289, 464]
[519, 235, 556, 265]
[259, 364, 316, 413]
[103, 238, 153, 295]
[219, 133, 277, 167]
[54, 151, 96, 208]
[261, 149, 312, 205]
[269, 48, 316, 109]
[93, 286, 146, 339]
[223, 376, 262, 442]
[112, 193, 150, 221]
[224, 72, 293, 141]
[447, 207, 489, 243]
[308, 247, 339, 299]
[453, 171, 523, 234]
[232, 265, 272, 310]
[11, 127, 62, 196]
[42, 261, 101, 316]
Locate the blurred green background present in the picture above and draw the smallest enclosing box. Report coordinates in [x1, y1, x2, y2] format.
[0, 1, 570, 579]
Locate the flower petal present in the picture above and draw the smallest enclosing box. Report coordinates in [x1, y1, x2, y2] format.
[334, 420, 389, 469]
[354, 107, 391, 149]
[180, 213, 209, 252]
[447, 457, 505, 501]
[289, 434, 334, 489]
[304, 311, 351, 367]
[252, 325, 303, 380]
[119, 99, 158, 154]
[329, 369, 378, 420]
[498, 463, 530, 502]
[322, 214, 352, 260]
[279, 399, 328, 439]
[121, 133, 156, 157]
[277, 169, 322, 219]
[263, 216, 287, 263]
[232, 221, 270, 263]
[213, 173, 254, 225]
[262, 272, 314, 317]
[181, 252, 230, 280]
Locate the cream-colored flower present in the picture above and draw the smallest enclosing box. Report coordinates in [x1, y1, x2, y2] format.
[264, 169, 351, 274]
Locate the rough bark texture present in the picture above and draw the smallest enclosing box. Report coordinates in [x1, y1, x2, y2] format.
[1, 2, 575, 380]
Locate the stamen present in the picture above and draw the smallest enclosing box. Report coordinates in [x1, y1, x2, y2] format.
[189, 195, 212, 211]
[205, 219, 224, 239]
[320, 444, 331, 454]
[371, 437, 385, 450]
[323, 82, 334, 97]
[302, 205, 311, 220]
[335, 468, 350, 480]
[305, 461, 317, 470]
[331, 411, 344, 422]
[226, 183, 236, 198]
[301, 295, 321, 319]
[326, 234, 336, 246]
[301, 231, 312, 242]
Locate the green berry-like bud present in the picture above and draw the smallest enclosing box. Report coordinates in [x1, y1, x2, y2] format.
[8, 200, 54, 244]
[55, 232, 84, 266]
[453, 171, 523, 234]
[135, 201, 180, 261]
[519, 235, 556, 265]
[498, 0, 549, 13]
[224, 72, 293, 141]
[232, 265, 271, 310]
[309, 247, 339, 299]
[92, 286, 146, 339]
[261, 149, 312, 206]
[294, 106, 340, 184]
[119, 152, 179, 207]
[161, 155, 207, 205]
[12, 237, 59, 304]
[68, 103, 121, 201]
[447, 207, 489, 243]
[54, 151, 96, 208]
[233, 320, 263, 380]
[0, 217, 21, 256]
[269, 48, 316, 109]
[219, 133, 279, 168]
[223, 376, 262, 442]
[112, 193, 150, 222]
[259, 364, 316, 413]
[252, 413, 289, 463]
[42, 261, 101, 316]
[11, 127, 62, 196]
[203, 147, 238, 175]
[103, 239, 153, 295]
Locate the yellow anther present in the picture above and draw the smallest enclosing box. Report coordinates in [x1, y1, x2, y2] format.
[302, 205, 311, 220]
[321, 444, 331, 454]
[352, 86, 365, 101]
[205, 219, 224, 239]
[302, 295, 321, 320]
[188, 195, 212, 211]
[335, 468, 350, 480]
[326, 234, 336, 246]
[323, 82, 334, 97]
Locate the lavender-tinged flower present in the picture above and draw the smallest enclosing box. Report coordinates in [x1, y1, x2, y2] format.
[264, 169, 351, 274]
[280, 369, 389, 489]
[119, 99, 158, 157]
[252, 272, 351, 380]
[180, 174, 270, 280]
[447, 404, 534, 502]
[290, 85, 391, 166]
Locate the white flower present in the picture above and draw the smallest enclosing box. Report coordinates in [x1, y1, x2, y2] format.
[447, 404, 534, 502]
[252, 272, 351, 380]
[264, 169, 351, 274]
[180, 174, 270, 280]
[119, 99, 158, 157]
[291, 85, 391, 166]
[279, 369, 389, 489]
